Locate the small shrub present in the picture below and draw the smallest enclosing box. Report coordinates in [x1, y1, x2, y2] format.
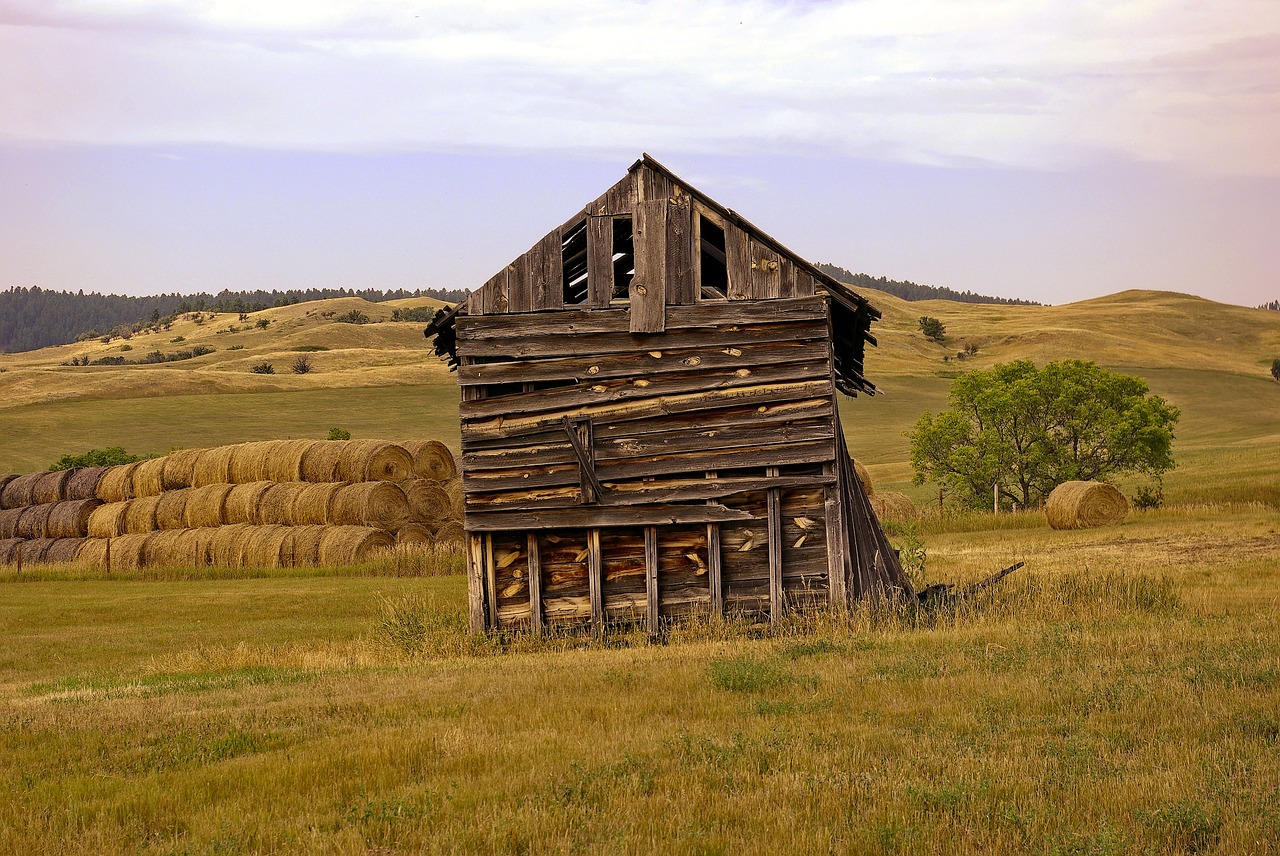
[708, 655, 796, 693]
[378, 593, 430, 656]
[89, 356, 126, 366]
[99, 335, 112, 344]
[119, 344, 133, 352]
[321, 310, 336, 318]
[327, 427, 351, 441]
[884, 521, 927, 584]
[1132, 484, 1163, 510]
[336, 310, 370, 324]
[1272, 358, 1280, 382]
[190, 345, 214, 357]
[963, 342, 978, 356]
[292, 345, 329, 352]
[170, 336, 185, 343]
[391, 307, 435, 323]
[51, 446, 147, 471]
[250, 362, 275, 375]
[238, 312, 248, 321]
[227, 344, 244, 351]
[291, 355, 312, 374]
[918, 316, 946, 343]
[255, 318, 270, 329]
[141, 350, 166, 364]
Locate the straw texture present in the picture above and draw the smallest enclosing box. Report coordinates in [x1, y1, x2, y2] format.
[96, 463, 139, 503]
[0, 537, 23, 564]
[184, 484, 233, 529]
[131, 457, 168, 498]
[46, 499, 102, 538]
[191, 446, 235, 487]
[870, 491, 917, 524]
[0, 508, 21, 540]
[32, 470, 74, 505]
[65, 466, 109, 501]
[329, 482, 410, 529]
[1046, 481, 1129, 530]
[88, 502, 129, 539]
[2, 472, 43, 509]
[400, 439, 458, 481]
[16, 504, 54, 539]
[299, 442, 344, 483]
[334, 441, 414, 483]
[161, 449, 204, 491]
[154, 490, 190, 530]
[402, 479, 451, 523]
[224, 482, 273, 525]
[318, 526, 394, 565]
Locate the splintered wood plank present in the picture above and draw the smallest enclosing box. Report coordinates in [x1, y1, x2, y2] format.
[639, 165, 669, 204]
[588, 528, 603, 634]
[779, 258, 798, 300]
[534, 231, 564, 311]
[666, 184, 695, 305]
[605, 170, 638, 213]
[485, 534, 499, 631]
[750, 238, 783, 300]
[507, 256, 531, 313]
[631, 199, 667, 333]
[708, 522, 723, 616]
[767, 469, 783, 621]
[725, 222, 751, 299]
[467, 534, 486, 634]
[824, 473, 848, 609]
[587, 216, 614, 308]
[528, 533, 544, 635]
[795, 269, 816, 298]
[645, 525, 660, 634]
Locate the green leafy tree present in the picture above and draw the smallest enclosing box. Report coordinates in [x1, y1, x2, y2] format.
[50, 446, 147, 471]
[909, 360, 1180, 509]
[918, 316, 946, 342]
[327, 427, 351, 441]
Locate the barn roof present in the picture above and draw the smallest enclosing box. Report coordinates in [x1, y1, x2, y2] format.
[425, 154, 882, 396]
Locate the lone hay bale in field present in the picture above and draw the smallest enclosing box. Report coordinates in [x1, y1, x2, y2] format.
[88, 502, 129, 538]
[395, 523, 434, 545]
[400, 439, 458, 481]
[191, 446, 236, 487]
[16, 504, 54, 539]
[131, 457, 167, 498]
[0, 508, 21, 539]
[45, 499, 102, 539]
[290, 525, 328, 566]
[44, 537, 85, 564]
[1046, 481, 1129, 530]
[209, 524, 253, 567]
[286, 482, 343, 525]
[329, 481, 411, 530]
[264, 439, 315, 482]
[334, 440, 414, 483]
[96, 463, 140, 503]
[317, 525, 394, 566]
[870, 491, 917, 524]
[401, 479, 452, 523]
[1, 472, 43, 509]
[161, 448, 204, 491]
[154, 490, 190, 530]
[433, 520, 466, 546]
[0, 538, 22, 564]
[184, 484, 233, 529]
[254, 482, 306, 526]
[123, 496, 161, 534]
[65, 466, 108, 501]
[853, 459, 874, 497]
[75, 537, 109, 569]
[299, 441, 344, 483]
[223, 482, 273, 525]
[32, 469, 74, 505]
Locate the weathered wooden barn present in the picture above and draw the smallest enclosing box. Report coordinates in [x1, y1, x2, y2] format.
[425, 154, 914, 635]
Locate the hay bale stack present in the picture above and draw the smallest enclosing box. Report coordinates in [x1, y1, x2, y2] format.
[400, 439, 458, 482]
[88, 503, 129, 538]
[96, 463, 139, 503]
[395, 523, 434, 545]
[2, 472, 43, 509]
[131, 457, 167, 498]
[224, 482, 273, 525]
[870, 491, 917, 524]
[184, 484, 233, 529]
[244, 525, 292, 567]
[107, 533, 152, 571]
[0, 508, 21, 539]
[154, 490, 190, 530]
[161, 449, 203, 491]
[0, 538, 22, 564]
[265, 439, 315, 482]
[209, 524, 253, 567]
[443, 478, 464, 519]
[65, 466, 108, 501]
[290, 525, 327, 566]
[255, 482, 306, 526]
[402, 479, 452, 523]
[44, 537, 85, 564]
[317, 526, 394, 566]
[335, 441, 414, 483]
[1046, 481, 1129, 530]
[123, 496, 161, 534]
[192, 446, 235, 487]
[0, 475, 16, 502]
[32, 469, 74, 505]
[433, 520, 466, 546]
[853, 459, 874, 497]
[45, 499, 102, 538]
[19, 538, 57, 563]
[16, 504, 54, 539]
[286, 482, 343, 525]
[300, 441, 344, 483]
[75, 538, 109, 569]
[330, 482, 410, 530]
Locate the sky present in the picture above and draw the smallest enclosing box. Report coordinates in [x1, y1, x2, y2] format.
[2, 0, 1278, 307]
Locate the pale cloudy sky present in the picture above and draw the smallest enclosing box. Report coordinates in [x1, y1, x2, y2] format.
[2, 0, 1278, 305]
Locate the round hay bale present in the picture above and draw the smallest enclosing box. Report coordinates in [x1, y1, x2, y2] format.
[123, 496, 161, 534]
[334, 441, 414, 483]
[191, 446, 236, 487]
[32, 469, 74, 505]
[131, 457, 168, 498]
[0, 475, 16, 503]
[1045, 481, 1129, 530]
[223, 482, 273, 525]
[395, 523, 434, 545]
[400, 439, 458, 482]
[229, 441, 276, 484]
[107, 533, 152, 571]
[286, 482, 343, 525]
[0, 508, 22, 539]
[433, 520, 466, 546]
[0, 538, 23, 564]
[299, 441, 344, 483]
[65, 466, 109, 501]
[16, 504, 54, 539]
[255, 482, 307, 526]
[290, 525, 327, 566]
[208, 524, 253, 567]
[161, 448, 203, 491]
[317, 525, 394, 566]
[87, 502, 129, 539]
[870, 491, 917, 524]
[402, 479, 452, 523]
[442, 478, 464, 519]
[184, 484, 233, 529]
[75, 538, 110, 569]
[19, 538, 57, 563]
[852, 459, 875, 497]
[1, 472, 43, 509]
[154, 490, 190, 530]
[244, 524, 291, 567]
[45, 499, 102, 538]
[96, 463, 140, 503]
[144, 529, 203, 568]
[264, 439, 314, 483]
[330, 482, 411, 530]
[44, 537, 85, 565]
[189, 528, 217, 567]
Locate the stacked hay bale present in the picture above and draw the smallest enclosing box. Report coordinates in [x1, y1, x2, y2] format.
[0, 439, 463, 570]
[1045, 481, 1129, 530]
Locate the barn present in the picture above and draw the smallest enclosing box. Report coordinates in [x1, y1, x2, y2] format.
[425, 154, 914, 635]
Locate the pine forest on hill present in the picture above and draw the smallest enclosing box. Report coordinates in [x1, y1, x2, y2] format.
[815, 263, 1040, 306]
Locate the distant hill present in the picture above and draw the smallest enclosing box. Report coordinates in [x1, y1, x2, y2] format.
[816, 264, 1040, 306]
[0, 286, 468, 353]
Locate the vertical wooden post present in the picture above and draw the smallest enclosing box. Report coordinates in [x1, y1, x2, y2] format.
[484, 534, 498, 632]
[993, 481, 999, 514]
[587, 528, 603, 636]
[104, 537, 111, 576]
[707, 523, 723, 617]
[823, 466, 848, 610]
[466, 535, 486, 634]
[527, 533, 543, 636]
[644, 526, 659, 636]
[767, 473, 784, 622]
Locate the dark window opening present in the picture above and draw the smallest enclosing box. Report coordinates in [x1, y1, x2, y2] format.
[699, 216, 728, 299]
[561, 220, 589, 305]
[612, 217, 634, 300]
